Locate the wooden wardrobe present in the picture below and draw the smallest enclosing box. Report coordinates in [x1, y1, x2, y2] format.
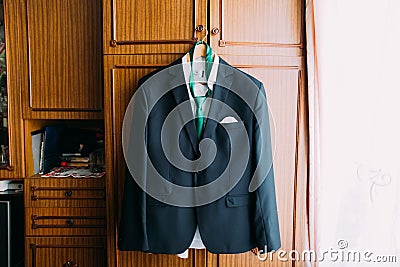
[103, 0, 308, 267]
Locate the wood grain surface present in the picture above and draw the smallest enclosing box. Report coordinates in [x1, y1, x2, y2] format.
[103, 0, 206, 54]
[25, 0, 103, 114]
[25, 176, 105, 208]
[25, 237, 106, 267]
[0, 0, 26, 179]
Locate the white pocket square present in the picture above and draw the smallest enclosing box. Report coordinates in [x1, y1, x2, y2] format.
[220, 116, 238, 123]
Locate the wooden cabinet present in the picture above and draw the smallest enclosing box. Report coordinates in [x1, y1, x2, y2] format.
[13, 0, 104, 119]
[25, 176, 106, 267]
[3, 0, 106, 265]
[104, 1, 307, 267]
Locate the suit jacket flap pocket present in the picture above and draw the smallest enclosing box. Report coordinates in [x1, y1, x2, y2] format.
[226, 195, 249, 207]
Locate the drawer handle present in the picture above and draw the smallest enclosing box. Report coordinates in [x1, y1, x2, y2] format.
[31, 186, 38, 200]
[63, 259, 79, 267]
[65, 190, 73, 197]
[66, 219, 74, 226]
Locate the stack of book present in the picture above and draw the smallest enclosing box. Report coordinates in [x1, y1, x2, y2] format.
[60, 153, 90, 168]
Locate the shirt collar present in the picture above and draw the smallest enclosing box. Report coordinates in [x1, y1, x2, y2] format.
[182, 53, 219, 91]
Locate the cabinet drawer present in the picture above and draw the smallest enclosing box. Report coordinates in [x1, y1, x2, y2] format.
[25, 208, 106, 236]
[25, 178, 105, 207]
[26, 237, 106, 267]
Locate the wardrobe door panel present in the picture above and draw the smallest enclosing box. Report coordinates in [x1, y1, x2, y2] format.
[104, 55, 195, 267]
[207, 55, 303, 267]
[103, 0, 208, 54]
[26, 0, 103, 113]
[210, 0, 303, 56]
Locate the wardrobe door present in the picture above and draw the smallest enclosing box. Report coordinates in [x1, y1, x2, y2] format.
[25, 0, 103, 116]
[207, 56, 303, 267]
[104, 55, 196, 267]
[208, 0, 306, 266]
[103, 0, 207, 55]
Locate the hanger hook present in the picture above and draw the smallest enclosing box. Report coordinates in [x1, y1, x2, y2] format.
[201, 28, 208, 43]
[194, 25, 208, 43]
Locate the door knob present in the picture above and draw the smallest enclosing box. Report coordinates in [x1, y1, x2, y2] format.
[211, 27, 220, 35]
[195, 25, 205, 32]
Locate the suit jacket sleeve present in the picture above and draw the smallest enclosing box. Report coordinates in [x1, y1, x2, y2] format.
[118, 84, 150, 251]
[252, 83, 281, 252]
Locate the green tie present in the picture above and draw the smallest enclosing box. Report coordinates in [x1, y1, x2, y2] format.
[189, 42, 213, 139]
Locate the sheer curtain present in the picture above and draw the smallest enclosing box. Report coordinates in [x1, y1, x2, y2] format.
[306, 0, 400, 266]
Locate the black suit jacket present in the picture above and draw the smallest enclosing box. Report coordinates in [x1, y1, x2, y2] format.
[118, 56, 281, 254]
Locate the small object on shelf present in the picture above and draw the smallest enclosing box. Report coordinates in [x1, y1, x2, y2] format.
[60, 156, 89, 163]
[0, 144, 7, 166]
[70, 157, 89, 163]
[61, 153, 81, 157]
[31, 128, 45, 174]
[60, 155, 90, 167]
[65, 162, 89, 167]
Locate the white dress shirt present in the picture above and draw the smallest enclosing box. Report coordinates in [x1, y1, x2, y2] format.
[177, 53, 219, 258]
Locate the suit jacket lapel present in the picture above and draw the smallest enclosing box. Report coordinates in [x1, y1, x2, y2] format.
[202, 58, 233, 138]
[168, 62, 199, 153]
